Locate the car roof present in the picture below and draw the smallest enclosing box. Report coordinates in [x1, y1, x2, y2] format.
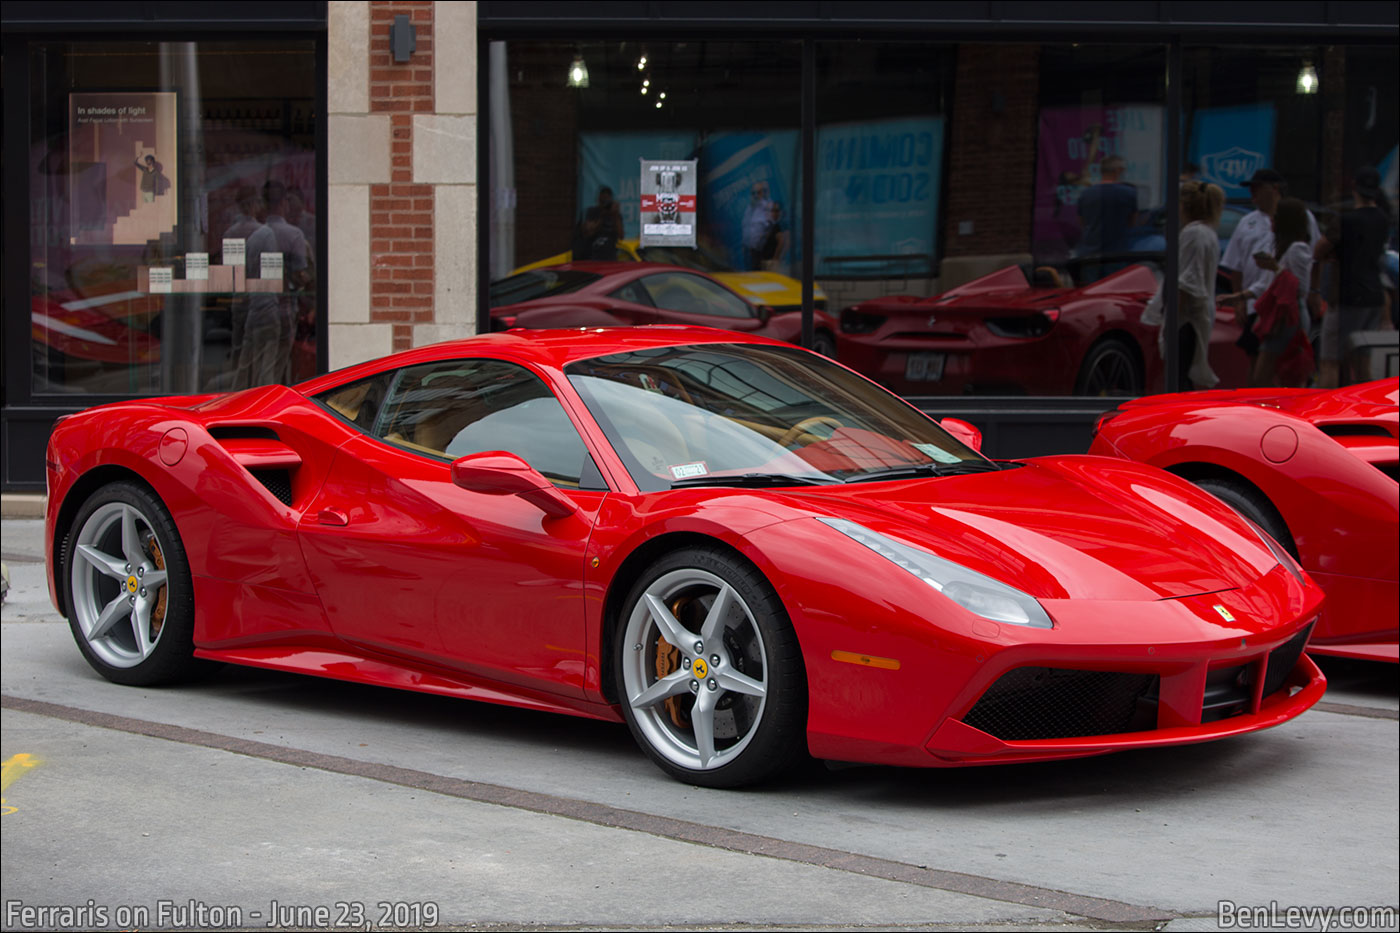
[295, 326, 787, 395]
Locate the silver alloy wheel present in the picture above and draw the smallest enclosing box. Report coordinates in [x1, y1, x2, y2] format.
[621, 567, 769, 771]
[70, 501, 171, 669]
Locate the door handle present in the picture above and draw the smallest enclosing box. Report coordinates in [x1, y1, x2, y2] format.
[316, 508, 349, 526]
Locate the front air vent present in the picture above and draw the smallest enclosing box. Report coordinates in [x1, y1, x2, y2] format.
[1261, 622, 1314, 700]
[962, 667, 1159, 740]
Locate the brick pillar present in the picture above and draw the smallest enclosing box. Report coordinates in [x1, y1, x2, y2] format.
[369, 2, 434, 353]
[326, 1, 476, 370]
[942, 44, 1040, 260]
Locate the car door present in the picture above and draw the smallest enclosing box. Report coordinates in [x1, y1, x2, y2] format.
[298, 358, 608, 698]
[634, 271, 764, 333]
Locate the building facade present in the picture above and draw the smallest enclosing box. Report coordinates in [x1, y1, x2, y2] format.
[3, 1, 1396, 488]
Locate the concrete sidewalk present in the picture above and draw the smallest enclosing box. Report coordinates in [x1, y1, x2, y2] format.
[4, 516, 1397, 931]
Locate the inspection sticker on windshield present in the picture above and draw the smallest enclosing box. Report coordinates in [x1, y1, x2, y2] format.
[670, 461, 709, 480]
[912, 443, 962, 464]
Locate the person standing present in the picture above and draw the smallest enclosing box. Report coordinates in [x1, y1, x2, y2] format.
[1247, 198, 1315, 387]
[741, 181, 774, 271]
[1143, 181, 1225, 389]
[261, 181, 311, 386]
[579, 187, 625, 261]
[1314, 166, 1393, 386]
[1076, 155, 1138, 278]
[1220, 168, 1320, 351]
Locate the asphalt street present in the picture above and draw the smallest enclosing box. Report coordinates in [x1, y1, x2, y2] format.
[2, 517, 1397, 931]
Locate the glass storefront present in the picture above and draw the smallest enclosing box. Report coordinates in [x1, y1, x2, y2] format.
[488, 37, 1396, 399]
[27, 40, 320, 398]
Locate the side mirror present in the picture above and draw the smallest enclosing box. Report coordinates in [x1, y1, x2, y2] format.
[940, 418, 983, 453]
[755, 304, 773, 326]
[450, 451, 578, 518]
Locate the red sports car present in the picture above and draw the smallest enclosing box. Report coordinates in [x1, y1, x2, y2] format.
[47, 328, 1324, 787]
[836, 264, 1252, 396]
[1090, 378, 1399, 662]
[490, 261, 838, 354]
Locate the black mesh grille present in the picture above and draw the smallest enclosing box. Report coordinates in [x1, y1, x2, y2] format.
[1262, 623, 1313, 699]
[250, 468, 293, 505]
[962, 667, 1159, 741]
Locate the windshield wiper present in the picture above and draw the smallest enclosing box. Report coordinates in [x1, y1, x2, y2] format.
[670, 472, 840, 489]
[844, 460, 1002, 484]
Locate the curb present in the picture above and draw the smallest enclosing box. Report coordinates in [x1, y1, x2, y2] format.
[1, 493, 47, 520]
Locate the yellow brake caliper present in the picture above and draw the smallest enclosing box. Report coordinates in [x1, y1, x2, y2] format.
[145, 534, 168, 638]
[655, 597, 693, 729]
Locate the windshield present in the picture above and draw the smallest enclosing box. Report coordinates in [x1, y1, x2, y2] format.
[566, 344, 988, 491]
[489, 269, 601, 308]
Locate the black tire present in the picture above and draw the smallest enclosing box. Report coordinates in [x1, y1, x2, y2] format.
[62, 481, 206, 686]
[1075, 337, 1143, 396]
[1193, 477, 1299, 559]
[614, 546, 808, 787]
[811, 330, 837, 359]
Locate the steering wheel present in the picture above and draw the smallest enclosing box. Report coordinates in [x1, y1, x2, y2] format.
[778, 416, 844, 448]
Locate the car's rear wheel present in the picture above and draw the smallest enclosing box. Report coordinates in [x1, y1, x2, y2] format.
[616, 547, 807, 787]
[811, 330, 837, 358]
[63, 481, 204, 685]
[1075, 337, 1142, 396]
[1193, 477, 1298, 559]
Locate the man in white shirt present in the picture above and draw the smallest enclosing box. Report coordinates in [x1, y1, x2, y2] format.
[1221, 168, 1320, 317]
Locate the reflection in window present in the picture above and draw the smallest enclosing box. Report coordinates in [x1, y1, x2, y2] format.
[29, 41, 319, 397]
[371, 359, 594, 487]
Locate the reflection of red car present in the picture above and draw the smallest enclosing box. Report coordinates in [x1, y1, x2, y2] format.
[836, 264, 1251, 396]
[32, 288, 161, 365]
[47, 328, 1324, 788]
[1090, 378, 1399, 662]
[490, 262, 838, 353]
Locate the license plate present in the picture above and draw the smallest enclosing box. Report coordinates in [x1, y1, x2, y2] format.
[905, 352, 946, 382]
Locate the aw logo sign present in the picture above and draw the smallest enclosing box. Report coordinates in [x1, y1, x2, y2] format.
[1202, 146, 1265, 192]
[1189, 103, 1276, 200]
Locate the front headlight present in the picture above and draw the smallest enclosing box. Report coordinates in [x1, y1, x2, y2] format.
[818, 517, 1053, 628]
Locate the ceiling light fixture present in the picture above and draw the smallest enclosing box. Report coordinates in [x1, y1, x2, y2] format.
[1296, 61, 1318, 95]
[567, 54, 589, 88]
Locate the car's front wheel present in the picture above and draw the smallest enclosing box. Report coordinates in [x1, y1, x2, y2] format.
[63, 481, 204, 686]
[616, 547, 807, 787]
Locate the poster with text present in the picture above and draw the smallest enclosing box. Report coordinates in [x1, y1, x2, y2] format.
[578, 131, 698, 252]
[814, 116, 944, 278]
[639, 159, 698, 247]
[69, 92, 179, 247]
[1033, 105, 1164, 260]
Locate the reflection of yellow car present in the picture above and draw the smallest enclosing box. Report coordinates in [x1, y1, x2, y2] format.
[514, 238, 825, 312]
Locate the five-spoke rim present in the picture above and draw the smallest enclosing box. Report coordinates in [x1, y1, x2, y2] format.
[71, 502, 170, 669]
[622, 568, 768, 771]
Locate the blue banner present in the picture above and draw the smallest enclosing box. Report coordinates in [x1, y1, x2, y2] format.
[1190, 104, 1276, 201]
[697, 130, 801, 271]
[815, 116, 944, 277]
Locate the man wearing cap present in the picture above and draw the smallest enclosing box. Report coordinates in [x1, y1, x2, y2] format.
[1314, 165, 1393, 386]
[1220, 168, 1321, 347]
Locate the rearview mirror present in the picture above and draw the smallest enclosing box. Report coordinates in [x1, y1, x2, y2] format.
[450, 451, 578, 518]
[940, 418, 983, 453]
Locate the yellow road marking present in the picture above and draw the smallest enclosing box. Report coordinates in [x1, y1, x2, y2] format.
[2, 753, 41, 815]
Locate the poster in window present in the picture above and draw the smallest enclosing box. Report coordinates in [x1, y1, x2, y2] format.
[639, 159, 698, 247]
[68, 92, 179, 247]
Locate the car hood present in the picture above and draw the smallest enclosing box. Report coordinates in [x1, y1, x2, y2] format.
[781, 455, 1277, 602]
